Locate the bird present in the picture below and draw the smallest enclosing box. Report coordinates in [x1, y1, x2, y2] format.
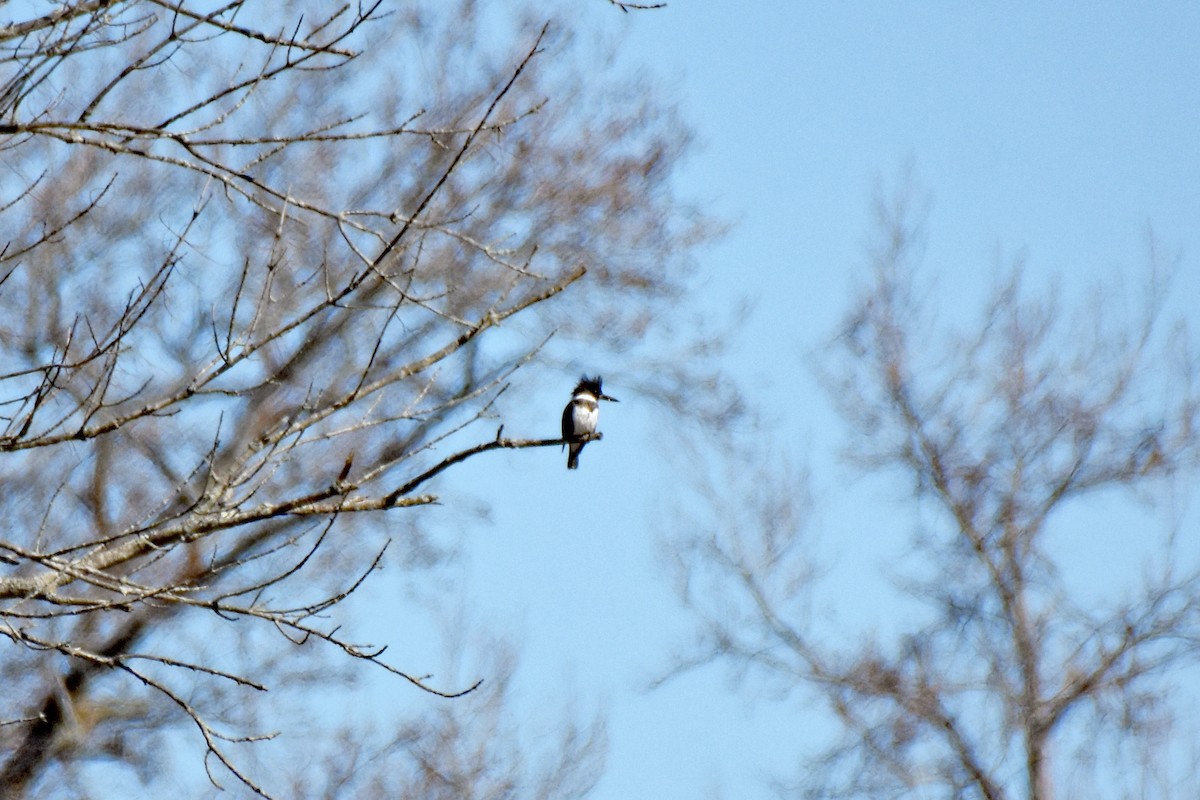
[561, 375, 619, 470]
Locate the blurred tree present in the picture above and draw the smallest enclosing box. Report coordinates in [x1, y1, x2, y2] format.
[0, 1, 725, 796]
[662, 185, 1200, 799]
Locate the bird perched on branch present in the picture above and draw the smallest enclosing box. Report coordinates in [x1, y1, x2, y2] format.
[561, 376, 619, 469]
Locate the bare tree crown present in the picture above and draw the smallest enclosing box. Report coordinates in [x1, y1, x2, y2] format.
[0, 1, 699, 796]
[664, 186, 1200, 800]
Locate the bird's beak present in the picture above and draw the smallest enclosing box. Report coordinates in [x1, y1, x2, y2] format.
[600, 393, 620, 403]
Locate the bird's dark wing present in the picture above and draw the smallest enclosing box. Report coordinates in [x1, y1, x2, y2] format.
[561, 400, 573, 446]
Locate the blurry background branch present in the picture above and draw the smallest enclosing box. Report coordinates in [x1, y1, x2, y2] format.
[662, 179, 1200, 800]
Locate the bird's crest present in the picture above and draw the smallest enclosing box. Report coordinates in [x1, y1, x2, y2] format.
[573, 375, 604, 397]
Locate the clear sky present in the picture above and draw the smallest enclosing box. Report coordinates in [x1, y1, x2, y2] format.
[378, 3, 1200, 799]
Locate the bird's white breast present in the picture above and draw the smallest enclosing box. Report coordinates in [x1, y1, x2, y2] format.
[570, 397, 599, 435]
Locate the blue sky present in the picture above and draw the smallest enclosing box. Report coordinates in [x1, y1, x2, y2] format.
[381, 4, 1200, 799]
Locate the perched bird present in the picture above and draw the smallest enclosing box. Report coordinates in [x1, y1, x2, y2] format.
[561, 375, 619, 470]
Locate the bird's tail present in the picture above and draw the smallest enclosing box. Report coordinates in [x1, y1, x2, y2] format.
[567, 444, 581, 470]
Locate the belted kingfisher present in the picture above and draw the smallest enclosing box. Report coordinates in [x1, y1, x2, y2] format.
[561, 376, 619, 470]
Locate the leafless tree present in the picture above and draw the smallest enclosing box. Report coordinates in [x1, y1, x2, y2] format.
[662, 184, 1200, 799]
[0, 1, 708, 796]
